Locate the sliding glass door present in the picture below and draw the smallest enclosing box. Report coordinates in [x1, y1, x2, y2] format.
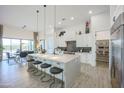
[2, 38, 34, 60]
[22, 40, 29, 51]
[29, 40, 34, 51]
[3, 38, 11, 53]
[22, 40, 34, 51]
[11, 39, 20, 53]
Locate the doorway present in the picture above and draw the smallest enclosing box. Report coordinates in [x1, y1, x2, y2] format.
[96, 40, 109, 67]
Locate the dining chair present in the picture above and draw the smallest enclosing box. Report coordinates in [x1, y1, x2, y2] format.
[19, 51, 28, 63]
[6, 52, 16, 64]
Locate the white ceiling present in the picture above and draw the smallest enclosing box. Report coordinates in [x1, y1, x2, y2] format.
[0, 5, 110, 32]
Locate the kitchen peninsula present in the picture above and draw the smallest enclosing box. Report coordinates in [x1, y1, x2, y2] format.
[28, 53, 81, 88]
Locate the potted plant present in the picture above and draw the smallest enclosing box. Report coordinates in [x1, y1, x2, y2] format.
[0, 44, 4, 51]
[0, 44, 4, 62]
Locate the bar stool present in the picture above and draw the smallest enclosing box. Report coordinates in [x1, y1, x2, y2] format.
[40, 63, 51, 82]
[49, 67, 64, 88]
[32, 60, 42, 76]
[27, 59, 35, 72]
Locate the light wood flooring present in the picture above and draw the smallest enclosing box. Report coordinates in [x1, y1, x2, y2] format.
[0, 60, 111, 88]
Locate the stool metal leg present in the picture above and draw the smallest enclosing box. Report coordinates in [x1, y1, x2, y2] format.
[33, 65, 38, 73]
[49, 72, 64, 88]
[33, 64, 42, 76]
[31, 65, 38, 73]
[40, 69, 51, 82]
[27, 62, 34, 72]
[61, 72, 64, 88]
[40, 69, 45, 80]
[49, 75, 56, 88]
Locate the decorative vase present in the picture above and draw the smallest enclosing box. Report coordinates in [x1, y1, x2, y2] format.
[85, 21, 90, 34]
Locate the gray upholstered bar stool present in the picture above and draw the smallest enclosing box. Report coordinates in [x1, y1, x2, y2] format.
[49, 67, 64, 88]
[27, 59, 35, 72]
[40, 63, 52, 82]
[32, 60, 42, 76]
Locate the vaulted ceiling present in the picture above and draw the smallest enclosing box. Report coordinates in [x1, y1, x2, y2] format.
[0, 5, 110, 32]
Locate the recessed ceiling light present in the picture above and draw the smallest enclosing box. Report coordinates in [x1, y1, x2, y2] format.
[70, 17, 74, 20]
[58, 22, 61, 25]
[89, 10, 92, 14]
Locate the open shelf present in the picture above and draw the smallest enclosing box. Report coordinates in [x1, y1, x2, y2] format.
[96, 40, 109, 63]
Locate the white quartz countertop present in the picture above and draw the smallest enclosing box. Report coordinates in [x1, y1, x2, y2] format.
[28, 53, 79, 63]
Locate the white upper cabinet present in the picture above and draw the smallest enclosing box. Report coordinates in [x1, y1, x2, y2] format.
[76, 33, 93, 47]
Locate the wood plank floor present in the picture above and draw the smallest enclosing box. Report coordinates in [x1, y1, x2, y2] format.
[0, 60, 111, 88]
[73, 62, 111, 88]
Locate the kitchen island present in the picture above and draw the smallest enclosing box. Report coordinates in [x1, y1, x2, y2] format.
[27, 53, 81, 88]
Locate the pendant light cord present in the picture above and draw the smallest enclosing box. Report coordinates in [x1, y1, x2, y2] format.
[37, 10, 39, 32]
[43, 5, 46, 49]
[54, 6, 56, 32]
[44, 5, 46, 40]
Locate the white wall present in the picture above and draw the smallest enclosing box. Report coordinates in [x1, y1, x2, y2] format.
[3, 25, 33, 40]
[91, 12, 110, 32]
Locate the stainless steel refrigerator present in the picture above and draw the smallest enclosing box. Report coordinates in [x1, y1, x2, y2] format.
[111, 12, 124, 88]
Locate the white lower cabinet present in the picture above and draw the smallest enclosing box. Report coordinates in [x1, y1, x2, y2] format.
[76, 52, 92, 65]
[80, 53, 86, 63]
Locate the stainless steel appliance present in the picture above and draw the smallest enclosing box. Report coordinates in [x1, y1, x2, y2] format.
[111, 12, 124, 88]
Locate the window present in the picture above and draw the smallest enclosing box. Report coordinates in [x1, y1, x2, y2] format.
[21, 40, 29, 51]
[3, 38, 11, 53]
[47, 36, 54, 53]
[40, 39, 45, 49]
[2, 38, 34, 60]
[22, 40, 34, 51]
[11, 39, 20, 53]
[28, 40, 34, 51]
[2, 38, 21, 60]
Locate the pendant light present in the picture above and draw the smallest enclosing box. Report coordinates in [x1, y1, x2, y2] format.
[43, 5, 46, 49]
[36, 9, 39, 50]
[36, 10, 39, 32]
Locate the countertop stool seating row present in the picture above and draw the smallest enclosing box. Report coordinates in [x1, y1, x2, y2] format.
[27, 58, 64, 88]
